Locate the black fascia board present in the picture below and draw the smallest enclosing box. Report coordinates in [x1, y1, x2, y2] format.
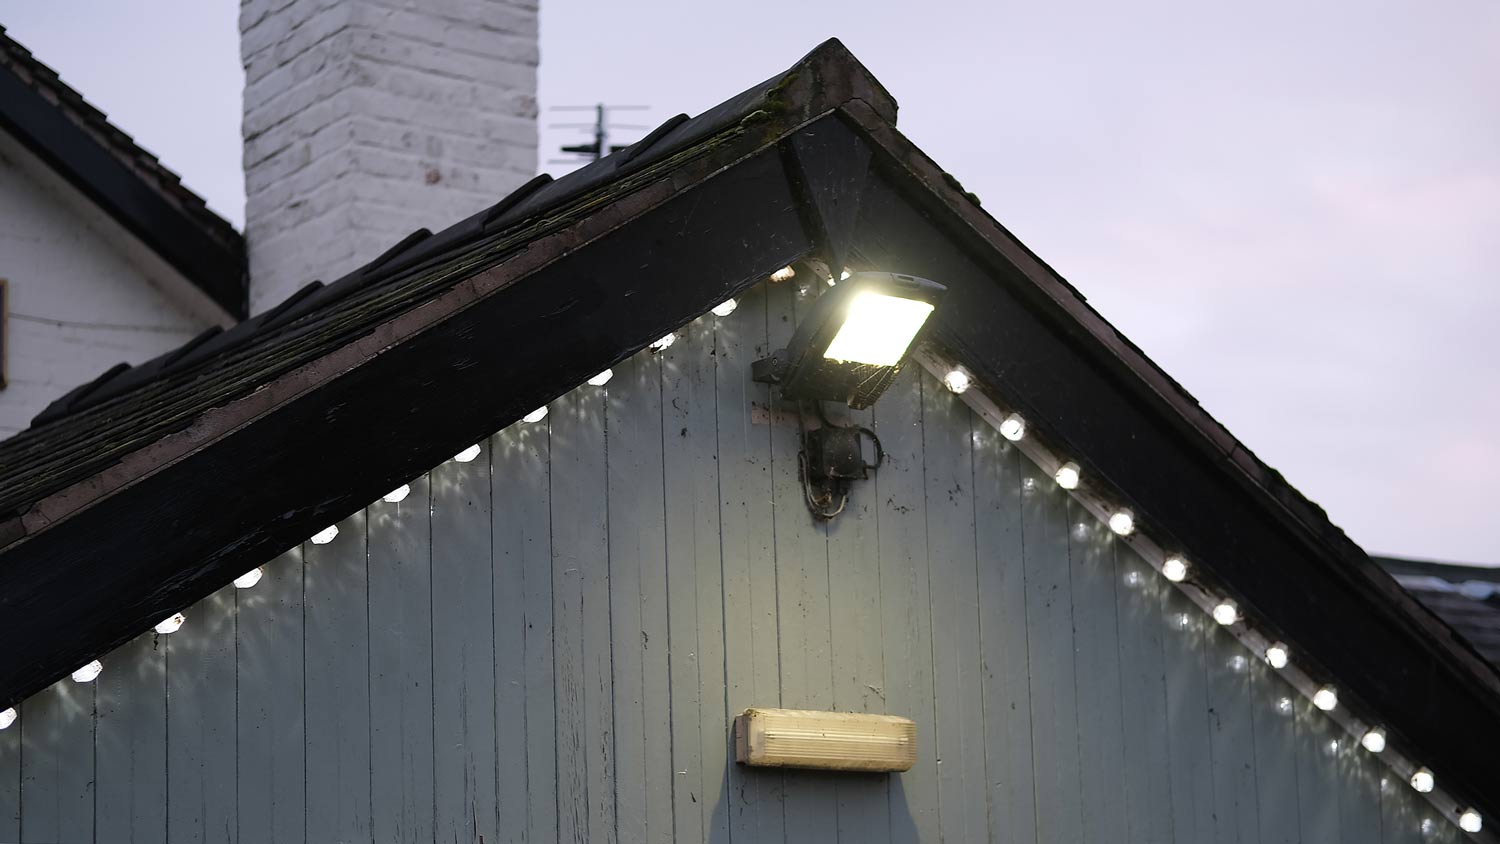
[842, 113, 1500, 821]
[0, 63, 247, 318]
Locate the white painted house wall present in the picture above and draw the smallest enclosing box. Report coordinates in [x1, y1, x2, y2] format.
[240, 0, 540, 311]
[0, 128, 227, 438]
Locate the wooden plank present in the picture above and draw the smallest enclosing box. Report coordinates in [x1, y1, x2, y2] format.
[431, 443, 499, 843]
[304, 511, 372, 844]
[494, 418, 558, 844]
[1202, 617, 1261, 843]
[920, 374, 986, 843]
[661, 314, 730, 843]
[1246, 647, 1300, 844]
[604, 348, 667, 844]
[369, 474, 435, 844]
[0, 690, 16, 842]
[94, 631, 166, 843]
[972, 427, 1038, 844]
[1338, 736, 1383, 844]
[1066, 499, 1128, 844]
[871, 365, 937, 844]
[1112, 545, 1174, 844]
[828, 369, 887, 840]
[1159, 584, 1216, 841]
[550, 388, 613, 844]
[19, 680, 94, 843]
[236, 548, 305, 844]
[1292, 696, 1341, 842]
[166, 587, 238, 843]
[1021, 451, 1083, 843]
[715, 281, 786, 844]
[766, 279, 837, 844]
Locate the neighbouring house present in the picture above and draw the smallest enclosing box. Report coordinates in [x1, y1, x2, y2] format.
[0, 38, 1496, 844]
[0, 26, 246, 437]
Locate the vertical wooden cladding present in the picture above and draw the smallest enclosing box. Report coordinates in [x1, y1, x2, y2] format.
[0, 289, 1447, 844]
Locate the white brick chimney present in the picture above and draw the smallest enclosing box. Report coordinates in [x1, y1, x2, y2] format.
[240, 0, 538, 311]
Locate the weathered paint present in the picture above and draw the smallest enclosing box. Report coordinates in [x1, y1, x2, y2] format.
[0, 283, 1439, 843]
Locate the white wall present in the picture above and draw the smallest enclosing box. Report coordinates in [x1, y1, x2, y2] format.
[0, 128, 225, 438]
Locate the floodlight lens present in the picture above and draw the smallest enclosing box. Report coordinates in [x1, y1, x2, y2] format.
[823, 293, 935, 367]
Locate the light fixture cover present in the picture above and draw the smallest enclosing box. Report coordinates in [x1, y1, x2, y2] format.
[734, 707, 916, 773]
[753, 272, 946, 409]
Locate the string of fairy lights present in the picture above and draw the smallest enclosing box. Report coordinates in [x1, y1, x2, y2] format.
[917, 348, 1485, 838]
[0, 272, 1486, 838]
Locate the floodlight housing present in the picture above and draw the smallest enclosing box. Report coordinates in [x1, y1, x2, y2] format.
[752, 272, 947, 409]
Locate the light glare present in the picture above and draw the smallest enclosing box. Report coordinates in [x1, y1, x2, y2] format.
[1265, 642, 1289, 669]
[1460, 809, 1482, 833]
[1212, 600, 1239, 626]
[72, 660, 103, 684]
[942, 368, 971, 394]
[154, 613, 186, 635]
[588, 369, 613, 387]
[712, 298, 738, 317]
[0, 707, 14, 730]
[523, 406, 548, 423]
[1312, 685, 1338, 712]
[649, 333, 676, 352]
[1108, 509, 1135, 536]
[822, 292, 934, 367]
[1360, 727, 1386, 753]
[1162, 556, 1188, 582]
[310, 524, 340, 545]
[1410, 767, 1435, 793]
[998, 413, 1026, 442]
[383, 484, 411, 503]
[234, 568, 263, 589]
[1054, 462, 1081, 490]
[453, 444, 482, 463]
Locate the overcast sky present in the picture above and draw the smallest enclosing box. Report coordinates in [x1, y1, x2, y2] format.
[3, 1, 1497, 564]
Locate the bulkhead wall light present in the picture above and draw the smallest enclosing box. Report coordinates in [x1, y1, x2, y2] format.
[752, 272, 947, 410]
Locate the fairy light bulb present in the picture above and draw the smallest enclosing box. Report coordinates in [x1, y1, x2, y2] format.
[998, 413, 1025, 441]
[1410, 767, 1435, 793]
[234, 567, 264, 589]
[1360, 727, 1386, 753]
[0, 707, 14, 730]
[712, 298, 738, 317]
[588, 369, 613, 387]
[383, 484, 411, 503]
[1312, 685, 1338, 712]
[523, 406, 548, 423]
[1459, 808, 1482, 833]
[72, 660, 103, 684]
[1054, 462, 1081, 490]
[310, 524, 340, 545]
[1212, 600, 1239, 626]
[1108, 509, 1135, 536]
[453, 444, 482, 463]
[942, 368, 971, 394]
[1162, 556, 1188, 582]
[649, 333, 676, 352]
[153, 613, 186, 635]
[1274, 696, 1293, 716]
[1264, 642, 1289, 669]
[770, 266, 795, 282]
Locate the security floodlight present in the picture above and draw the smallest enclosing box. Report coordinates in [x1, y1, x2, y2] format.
[752, 272, 946, 409]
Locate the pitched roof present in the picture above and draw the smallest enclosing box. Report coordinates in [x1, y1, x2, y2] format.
[1378, 555, 1500, 670]
[0, 25, 246, 318]
[0, 38, 1496, 825]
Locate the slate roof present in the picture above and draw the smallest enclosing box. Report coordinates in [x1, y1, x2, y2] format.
[1379, 555, 1500, 671]
[0, 25, 246, 317]
[1, 37, 1497, 822]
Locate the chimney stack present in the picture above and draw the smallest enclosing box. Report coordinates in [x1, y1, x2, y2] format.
[240, 0, 538, 311]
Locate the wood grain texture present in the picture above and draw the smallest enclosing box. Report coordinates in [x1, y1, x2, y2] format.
[236, 549, 305, 844]
[0, 693, 16, 841]
[166, 589, 237, 844]
[95, 631, 166, 844]
[1247, 649, 1300, 844]
[20, 680, 93, 843]
[1161, 585, 1217, 842]
[1068, 502, 1128, 844]
[1113, 545, 1175, 844]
